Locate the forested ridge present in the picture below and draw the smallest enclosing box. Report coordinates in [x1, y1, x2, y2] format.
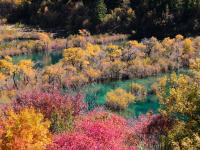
[0, 0, 200, 37]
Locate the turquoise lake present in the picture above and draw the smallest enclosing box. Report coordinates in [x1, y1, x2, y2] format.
[83, 76, 161, 118]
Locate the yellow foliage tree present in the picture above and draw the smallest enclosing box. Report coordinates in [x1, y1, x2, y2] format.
[17, 59, 35, 78]
[154, 73, 200, 149]
[0, 57, 35, 84]
[85, 43, 101, 57]
[106, 88, 135, 109]
[85, 67, 101, 81]
[0, 72, 6, 81]
[183, 38, 194, 52]
[106, 44, 122, 60]
[63, 47, 89, 70]
[0, 108, 51, 150]
[0, 56, 15, 78]
[127, 40, 146, 49]
[175, 34, 184, 41]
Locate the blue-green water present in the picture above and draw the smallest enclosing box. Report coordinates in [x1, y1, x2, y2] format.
[13, 50, 63, 67]
[83, 75, 161, 118]
[83, 69, 191, 118]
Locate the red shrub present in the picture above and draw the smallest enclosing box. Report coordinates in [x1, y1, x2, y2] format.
[12, 90, 86, 133]
[13, 90, 86, 118]
[47, 111, 137, 150]
[48, 133, 97, 150]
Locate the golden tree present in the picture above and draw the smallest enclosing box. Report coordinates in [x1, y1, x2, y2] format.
[106, 88, 135, 109]
[63, 47, 89, 70]
[0, 108, 51, 150]
[106, 44, 122, 61]
[154, 73, 200, 149]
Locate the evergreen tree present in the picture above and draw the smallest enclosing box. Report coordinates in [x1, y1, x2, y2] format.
[94, 0, 107, 22]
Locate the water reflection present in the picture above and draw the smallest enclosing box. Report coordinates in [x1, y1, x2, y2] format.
[13, 50, 63, 67]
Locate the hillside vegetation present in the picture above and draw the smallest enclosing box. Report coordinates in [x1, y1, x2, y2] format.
[0, 0, 199, 37]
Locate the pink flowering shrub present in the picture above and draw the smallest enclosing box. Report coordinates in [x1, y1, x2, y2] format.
[48, 133, 97, 150]
[47, 111, 137, 150]
[12, 90, 86, 133]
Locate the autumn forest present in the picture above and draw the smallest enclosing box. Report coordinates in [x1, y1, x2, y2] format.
[0, 0, 200, 150]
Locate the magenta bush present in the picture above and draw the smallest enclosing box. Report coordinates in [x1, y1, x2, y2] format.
[47, 111, 137, 150]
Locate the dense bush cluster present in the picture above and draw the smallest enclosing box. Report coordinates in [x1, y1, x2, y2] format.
[106, 88, 135, 110]
[43, 35, 199, 88]
[153, 72, 200, 149]
[13, 90, 86, 133]
[47, 111, 137, 150]
[0, 26, 128, 56]
[0, 35, 199, 101]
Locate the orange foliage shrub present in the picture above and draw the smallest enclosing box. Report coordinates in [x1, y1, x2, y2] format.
[0, 108, 51, 150]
